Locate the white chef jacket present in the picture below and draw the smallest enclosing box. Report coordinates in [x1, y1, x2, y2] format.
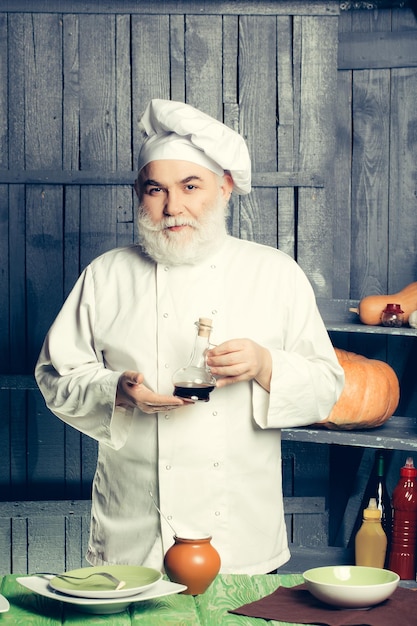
[35, 235, 344, 574]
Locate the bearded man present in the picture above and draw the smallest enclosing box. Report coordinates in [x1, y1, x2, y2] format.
[35, 99, 344, 575]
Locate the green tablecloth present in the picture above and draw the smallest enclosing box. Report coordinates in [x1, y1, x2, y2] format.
[0, 573, 316, 625]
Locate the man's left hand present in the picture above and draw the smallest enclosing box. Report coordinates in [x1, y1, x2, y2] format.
[206, 339, 272, 392]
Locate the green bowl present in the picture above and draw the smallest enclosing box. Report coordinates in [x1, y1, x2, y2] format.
[303, 565, 399, 608]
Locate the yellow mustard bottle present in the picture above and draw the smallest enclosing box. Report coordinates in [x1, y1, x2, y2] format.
[355, 497, 387, 568]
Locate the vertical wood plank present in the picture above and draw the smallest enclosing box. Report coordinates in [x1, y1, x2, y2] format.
[170, 14, 186, 103]
[223, 16, 240, 238]
[66, 514, 89, 571]
[79, 14, 117, 169]
[28, 393, 65, 499]
[26, 185, 64, 365]
[277, 15, 296, 257]
[333, 12, 353, 299]
[24, 14, 63, 169]
[64, 186, 81, 297]
[131, 14, 170, 153]
[62, 182, 84, 498]
[185, 15, 223, 118]
[9, 392, 28, 499]
[0, 391, 11, 500]
[0, 16, 8, 375]
[81, 438, 98, 499]
[297, 15, 339, 296]
[116, 186, 135, 247]
[63, 14, 80, 170]
[293, 442, 329, 546]
[0, 14, 7, 168]
[223, 16, 238, 106]
[8, 185, 26, 372]
[80, 186, 119, 268]
[11, 518, 28, 574]
[350, 70, 391, 298]
[388, 10, 417, 429]
[389, 33, 417, 290]
[350, 10, 391, 300]
[8, 14, 25, 168]
[239, 16, 278, 247]
[8, 16, 27, 378]
[116, 14, 132, 170]
[28, 517, 65, 574]
[0, 187, 9, 371]
[65, 428, 84, 499]
[292, 16, 302, 173]
[0, 519, 11, 574]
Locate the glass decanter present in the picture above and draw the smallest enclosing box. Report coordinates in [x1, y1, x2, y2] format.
[172, 318, 216, 402]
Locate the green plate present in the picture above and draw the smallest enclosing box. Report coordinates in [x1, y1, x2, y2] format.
[48, 565, 162, 599]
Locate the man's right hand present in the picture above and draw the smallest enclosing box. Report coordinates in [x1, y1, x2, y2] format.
[116, 371, 193, 413]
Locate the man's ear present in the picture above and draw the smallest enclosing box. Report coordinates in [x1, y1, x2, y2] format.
[220, 172, 234, 198]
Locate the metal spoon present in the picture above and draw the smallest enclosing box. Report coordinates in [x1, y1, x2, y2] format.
[149, 491, 177, 535]
[36, 571, 126, 590]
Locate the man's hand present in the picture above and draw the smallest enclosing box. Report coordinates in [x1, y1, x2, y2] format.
[206, 339, 272, 392]
[116, 371, 193, 413]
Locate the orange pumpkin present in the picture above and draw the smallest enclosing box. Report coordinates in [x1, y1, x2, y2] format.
[320, 348, 400, 430]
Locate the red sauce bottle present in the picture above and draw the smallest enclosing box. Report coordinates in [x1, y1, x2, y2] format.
[388, 457, 417, 580]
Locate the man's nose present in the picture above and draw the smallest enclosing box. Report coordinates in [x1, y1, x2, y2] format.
[163, 191, 183, 215]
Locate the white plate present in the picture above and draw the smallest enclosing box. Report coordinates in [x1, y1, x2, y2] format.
[0, 594, 10, 613]
[47, 565, 162, 599]
[17, 576, 187, 615]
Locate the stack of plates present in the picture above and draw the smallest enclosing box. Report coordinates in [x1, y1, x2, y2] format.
[0, 594, 10, 613]
[17, 565, 186, 614]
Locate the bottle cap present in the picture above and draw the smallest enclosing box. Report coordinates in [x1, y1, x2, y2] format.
[197, 318, 213, 337]
[400, 457, 417, 478]
[363, 498, 382, 520]
[383, 303, 404, 313]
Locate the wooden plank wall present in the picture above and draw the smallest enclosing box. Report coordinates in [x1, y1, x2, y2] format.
[329, 7, 417, 546]
[0, 0, 416, 573]
[0, 0, 339, 574]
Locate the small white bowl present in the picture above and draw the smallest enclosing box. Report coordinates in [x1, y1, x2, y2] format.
[303, 565, 399, 609]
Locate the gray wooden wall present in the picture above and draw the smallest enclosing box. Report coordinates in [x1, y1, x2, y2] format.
[0, 0, 340, 497]
[0, 0, 416, 573]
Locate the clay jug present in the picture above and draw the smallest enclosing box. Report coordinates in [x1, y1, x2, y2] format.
[163, 534, 221, 595]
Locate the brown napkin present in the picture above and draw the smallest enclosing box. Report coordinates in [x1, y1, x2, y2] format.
[229, 583, 417, 626]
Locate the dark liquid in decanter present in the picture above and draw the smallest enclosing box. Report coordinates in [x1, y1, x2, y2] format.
[173, 382, 215, 401]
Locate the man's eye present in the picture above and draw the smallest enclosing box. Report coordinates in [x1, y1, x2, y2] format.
[185, 184, 196, 191]
[148, 187, 162, 194]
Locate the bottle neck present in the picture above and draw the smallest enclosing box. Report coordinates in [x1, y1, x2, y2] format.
[376, 454, 384, 479]
[189, 333, 211, 368]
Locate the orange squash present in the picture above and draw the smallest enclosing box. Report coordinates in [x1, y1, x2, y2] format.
[351, 281, 417, 325]
[320, 348, 400, 430]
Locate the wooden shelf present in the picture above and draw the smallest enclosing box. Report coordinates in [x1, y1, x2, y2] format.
[326, 322, 417, 336]
[317, 297, 417, 336]
[282, 416, 417, 451]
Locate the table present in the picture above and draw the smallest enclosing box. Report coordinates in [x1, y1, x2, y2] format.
[0, 573, 317, 625]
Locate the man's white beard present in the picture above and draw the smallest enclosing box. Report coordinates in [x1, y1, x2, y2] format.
[137, 195, 229, 266]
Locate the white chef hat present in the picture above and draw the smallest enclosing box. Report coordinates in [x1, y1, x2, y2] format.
[138, 99, 251, 195]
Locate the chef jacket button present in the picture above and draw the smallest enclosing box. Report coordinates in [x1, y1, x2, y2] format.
[213, 462, 219, 468]
[164, 266, 169, 271]
[167, 515, 173, 520]
[164, 363, 169, 369]
[165, 414, 170, 419]
[215, 511, 221, 516]
[166, 465, 171, 470]
[211, 309, 218, 315]
[212, 411, 217, 417]
[210, 264, 216, 269]
[163, 312, 168, 318]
